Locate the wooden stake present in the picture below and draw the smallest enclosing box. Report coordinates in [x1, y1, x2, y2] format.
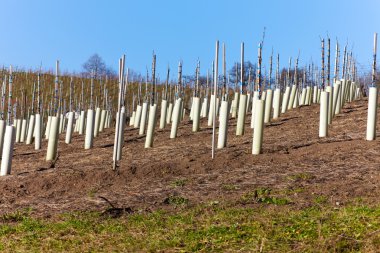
[256, 43, 262, 97]
[327, 37, 331, 87]
[372, 33, 377, 87]
[321, 38, 325, 90]
[334, 40, 339, 83]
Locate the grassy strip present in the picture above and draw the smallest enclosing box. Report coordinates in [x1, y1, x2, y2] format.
[0, 204, 379, 252]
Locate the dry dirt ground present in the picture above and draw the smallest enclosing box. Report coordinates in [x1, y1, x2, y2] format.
[0, 98, 379, 218]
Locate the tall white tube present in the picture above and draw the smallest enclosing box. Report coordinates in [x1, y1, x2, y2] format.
[134, 105, 142, 128]
[99, 109, 107, 131]
[208, 94, 215, 126]
[79, 111, 85, 135]
[26, 115, 35, 145]
[300, 88, 307, 106]
[34, 114, 41, 150]
[0, 126, 15, 176]
[325, 86, 333, 124]
[201, 97, 208, 118]
[165, 103, 172, 123]
[273, 88, 281, 119]
[264, 89, 273, 123]
[74, 117, 79, 132]
[319, 91, 329, 137]
[200, 99, 206, 118]
[342, 80, 347, 107]
[261, 91, 267, 101]
[113, 112, 121, 161]
[45, 116, 51, 140]
[129, 111, 135, 127]
[215, 98, 220, 118]
[105, 111, 109, 129]
[252, 99, 265, 155]
[351, 83, 356, 101]
[333, 82, 341, 116]
[139, 102, 148, 135]
[20, 119, 27, 142]
[304, 86, 311, 105]
[106, 111, 112, 128]
[94, 107, 101, 137]
[217, 100, 229, 149]
[189, 98, 195, 120]
[236, 94, 247, 135]
[292, 89, 299, 108]
[170, 98, 182, 138]
[281, 86, 291, 114]
[192, 97, 201, 132]
[85, 109, 95, 149]
[59, 114, 64, 134]
[65, 111, 74, 144]
[46, 116, 59, 161]
[0, 120, 5, 154]
[180, 100, 185, 121]
[366, 87, 378, 141]
[288, 85, 297, 110]
[250, 91, 259, 128]
[15, 119, 22, 143]
[246, 93, 251, 113]
[312, 86, 318, 104]
[231, 92, 239, 118]
[113, 111, 125, 161]
[356, 87, 361, 100]
[159, 99, 168, 129]
[145, 104, 157, 148]
[348, 81, 354, 102]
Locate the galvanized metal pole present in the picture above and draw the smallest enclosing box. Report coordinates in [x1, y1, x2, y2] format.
[212, 41, 219, 159]
[240, 42, 245, 94]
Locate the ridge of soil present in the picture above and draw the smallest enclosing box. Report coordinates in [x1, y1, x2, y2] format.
[0, 98, 379, 218]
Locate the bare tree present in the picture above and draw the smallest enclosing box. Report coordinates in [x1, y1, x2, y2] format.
[229, 61, 256, 84]
[82, 54, 107, 78]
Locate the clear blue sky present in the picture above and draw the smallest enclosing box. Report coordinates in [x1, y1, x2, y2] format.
[0, 0, 378, 79]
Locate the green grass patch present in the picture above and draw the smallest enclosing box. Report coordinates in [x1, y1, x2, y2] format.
[170, 178, 188, 188]
[221, 184, 240, 191]
[240, 188, 291, 205]
[287, 172, 314, 181]
[314, 195, 329, 204]
[163, 195, 189, 206]
[283, 187, 305, 195]
[0, 204, 379, 252]
[87, 188, 98, 198]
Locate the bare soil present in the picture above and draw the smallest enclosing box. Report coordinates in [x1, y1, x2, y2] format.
[0, 98, 379, 218]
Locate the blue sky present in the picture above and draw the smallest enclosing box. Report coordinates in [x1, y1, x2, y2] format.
[0, 0, 378, 79]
